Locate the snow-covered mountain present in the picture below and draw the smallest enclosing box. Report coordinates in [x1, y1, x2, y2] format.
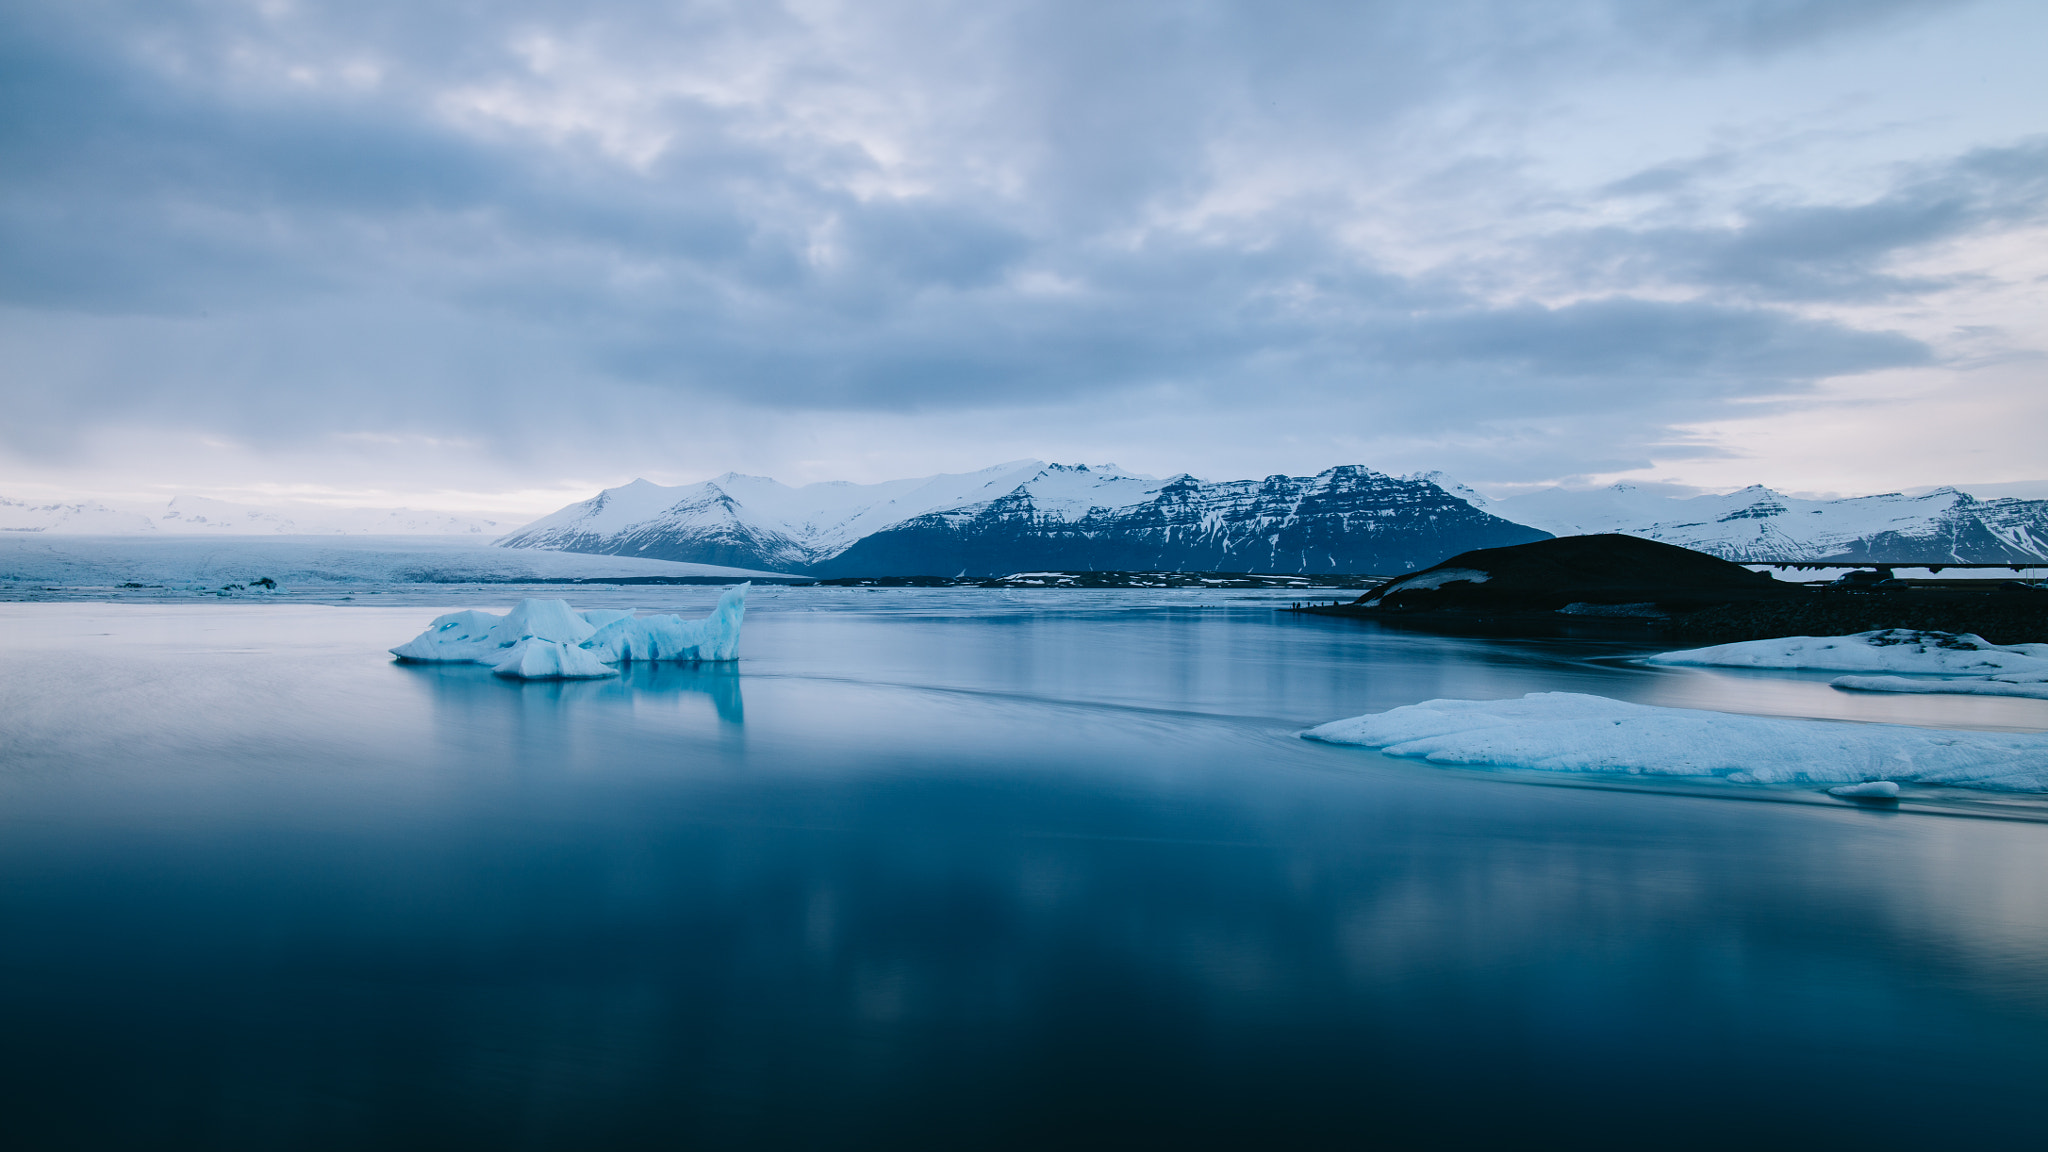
[0, 494, 510, 535]
[500, 462, 1549, 576]
[497, 461, 1078, 571]
[1478, 482, 2048, 563]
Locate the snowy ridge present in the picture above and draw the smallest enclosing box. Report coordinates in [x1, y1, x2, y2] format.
[1476, 482, 2048, 563]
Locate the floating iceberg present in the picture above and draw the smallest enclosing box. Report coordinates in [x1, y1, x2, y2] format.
[1645, 630, 2048, 701]
[1831, 673, 2048, 700]
[391, 585, 747, 680]
[1645, 630, 2048, 675]
[1302, 692, 2048, 792]
[1829, 781, 1901, 799]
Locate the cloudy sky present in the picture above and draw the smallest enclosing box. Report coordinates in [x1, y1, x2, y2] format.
[2, 0, 2044, 514]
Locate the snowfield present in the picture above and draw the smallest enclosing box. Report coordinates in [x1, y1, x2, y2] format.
[392, 588, 747, 680]
[1303, 692, 2048, 792]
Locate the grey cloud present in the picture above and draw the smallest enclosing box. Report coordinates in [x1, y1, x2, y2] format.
[1562, 138, 2048, 302]
[1608, 0, 1964, 56]
[0, 0, 2022, 484]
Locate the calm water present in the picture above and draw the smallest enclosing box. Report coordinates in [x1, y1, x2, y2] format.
[3, 591, 2047, 1150]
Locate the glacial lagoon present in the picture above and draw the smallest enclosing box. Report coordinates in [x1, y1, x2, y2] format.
[3, 587, 2047, 1149]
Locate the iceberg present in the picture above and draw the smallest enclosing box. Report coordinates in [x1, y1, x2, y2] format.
[1829, 781, 1901, 799]
[1645, 629, 2048, 675]
[391, 585, 747, 680]
[1645, 629, 2048, 701]
[583, 585, 746, 663]
[490, 638, 620, 680]
[1302, 692, 2048, 792]
[1830, 673, 2048, 700]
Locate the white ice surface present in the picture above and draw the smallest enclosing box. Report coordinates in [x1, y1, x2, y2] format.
[1646, 630, 2048, 675]
[490, 639, 619, 680]
[1829, 781, 1901, 798]
[392, 586, 747, 679]
[0, 535, 790, 588]
[1303, 692, 2048, 792]
[583, 587, 747, 663]
[1832, 675, 2048, 700]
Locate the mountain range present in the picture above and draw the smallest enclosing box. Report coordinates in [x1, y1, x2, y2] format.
[13, 463, 2046, 575]
[1476, 482, 2048, 565]
[496, 461, 1548, 576]
[498, 463, 2048, 575]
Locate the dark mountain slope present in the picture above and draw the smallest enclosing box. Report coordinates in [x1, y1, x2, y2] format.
[813, 467, 1549, 577]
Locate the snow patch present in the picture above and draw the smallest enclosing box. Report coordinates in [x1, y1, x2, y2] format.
[1392, 567, 1491, 591]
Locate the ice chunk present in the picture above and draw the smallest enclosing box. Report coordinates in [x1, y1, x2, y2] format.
[1829, 781, 1901, 799]
[1302, 692, 2048, 792]
[388, 609, 512, 663]
[583, 584, 747, 664]
[1831, 674, 2048, 700]
[1646, 630, 2048, 675]
[579, 608, 637, 629]
[390, 586, 748, 680]
[491, 638, 618, 680]
[391, 598, 601, 663]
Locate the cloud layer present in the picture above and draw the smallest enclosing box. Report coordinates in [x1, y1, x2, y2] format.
[1, 0, 2042, 502]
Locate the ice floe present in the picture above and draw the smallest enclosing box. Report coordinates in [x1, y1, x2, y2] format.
[392, 585, 746, 679]
[1831, 674, 2048, 700]
[1828, 781, 1901, 799]
[1646, 629, 2048, 675]
[1303, 692, 2048, 792]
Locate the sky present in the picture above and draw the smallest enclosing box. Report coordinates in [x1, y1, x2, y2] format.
[2, 0, 2044, 516]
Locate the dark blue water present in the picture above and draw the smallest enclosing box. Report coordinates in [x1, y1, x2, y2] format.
[3, 595, 2046, 1150]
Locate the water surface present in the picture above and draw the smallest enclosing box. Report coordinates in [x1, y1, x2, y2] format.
[2, 593, 2046, 1150]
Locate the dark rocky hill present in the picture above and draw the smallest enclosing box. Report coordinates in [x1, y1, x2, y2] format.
[1355, 534, 1792, 614]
